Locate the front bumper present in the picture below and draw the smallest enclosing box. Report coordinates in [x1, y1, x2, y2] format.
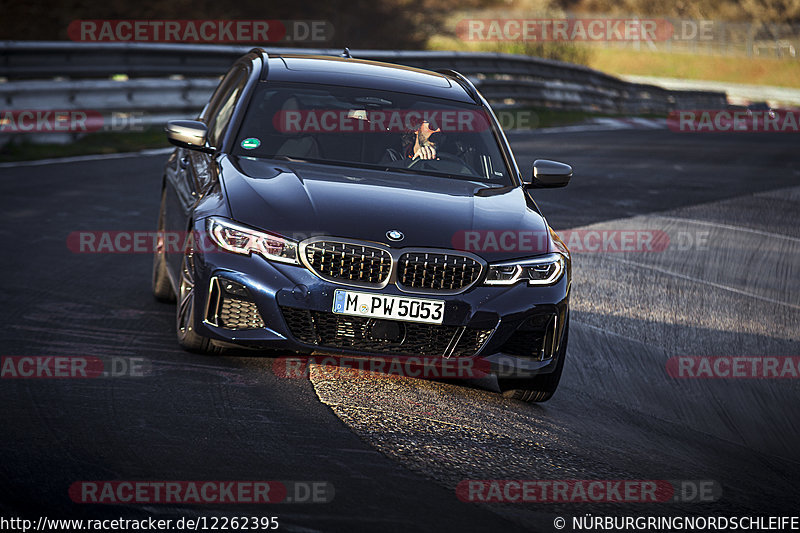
[189, 233, 570, 379]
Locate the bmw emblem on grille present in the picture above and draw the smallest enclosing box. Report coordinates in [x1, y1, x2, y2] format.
[386, 230, 404, 242]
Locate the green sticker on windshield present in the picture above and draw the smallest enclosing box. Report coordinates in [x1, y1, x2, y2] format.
[241, 137, 261, 150]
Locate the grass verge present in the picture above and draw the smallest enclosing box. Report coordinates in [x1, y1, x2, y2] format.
[0, 128, 169, 163]
[427, 34, 800, 88]
[585, 48, 800, 88]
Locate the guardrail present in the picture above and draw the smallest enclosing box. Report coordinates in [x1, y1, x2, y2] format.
[0, 41, 728, 145]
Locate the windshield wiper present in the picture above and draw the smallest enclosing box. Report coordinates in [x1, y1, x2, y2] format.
[379, 164, 486, 182]
[273, 155, 310, 163]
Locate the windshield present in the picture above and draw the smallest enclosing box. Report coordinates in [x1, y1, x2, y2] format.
[232, 82, 512, 185]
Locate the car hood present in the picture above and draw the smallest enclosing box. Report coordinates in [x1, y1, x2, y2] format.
[219, 156, 552, 261]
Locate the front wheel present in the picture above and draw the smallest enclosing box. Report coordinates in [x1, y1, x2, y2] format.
[176, 237, 221, 355]
[152, 187, 176, 302]
[498, 319, 569, 403]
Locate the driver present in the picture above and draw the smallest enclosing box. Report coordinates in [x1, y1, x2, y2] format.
[378, 118, 446, 167]
[403, 119, 440, 160]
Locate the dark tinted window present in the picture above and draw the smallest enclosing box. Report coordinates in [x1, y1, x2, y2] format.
[232, 82, 511, 184]
[206, 68, 247, 147]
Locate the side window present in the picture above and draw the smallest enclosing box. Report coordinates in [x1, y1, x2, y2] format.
[202, 66, 241, 121]
[207, 69, 247, 148]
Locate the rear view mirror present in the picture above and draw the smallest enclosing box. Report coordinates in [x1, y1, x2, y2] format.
[165, 120, 214, 153]
[526, 160, 573, 188]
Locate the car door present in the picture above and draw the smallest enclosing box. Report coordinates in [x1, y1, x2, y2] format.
[163, 65, 248, 275]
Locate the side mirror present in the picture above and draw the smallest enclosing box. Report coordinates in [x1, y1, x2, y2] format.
[525, 160, 573, 188]
[165, 120, 214, 153]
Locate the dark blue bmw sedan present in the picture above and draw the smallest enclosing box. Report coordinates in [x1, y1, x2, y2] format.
[154, 49, 573, 401]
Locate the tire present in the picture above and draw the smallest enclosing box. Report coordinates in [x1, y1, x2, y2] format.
[176, 233, 221, 355]
[498, 318, 569, 403]
[152, 187, 176, 303]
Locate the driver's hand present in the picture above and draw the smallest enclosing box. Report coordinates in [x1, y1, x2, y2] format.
[413, 145, 437, 160]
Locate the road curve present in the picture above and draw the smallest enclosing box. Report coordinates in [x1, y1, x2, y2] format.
[0, 128, 797, 531]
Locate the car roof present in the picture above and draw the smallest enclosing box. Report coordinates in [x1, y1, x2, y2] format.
[262, 54, 477, 104]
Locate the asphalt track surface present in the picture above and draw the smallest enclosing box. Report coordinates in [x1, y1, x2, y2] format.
[0, 128, 798, 532]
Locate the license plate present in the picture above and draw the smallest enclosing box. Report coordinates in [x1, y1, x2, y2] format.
[332, 290, 445, 325]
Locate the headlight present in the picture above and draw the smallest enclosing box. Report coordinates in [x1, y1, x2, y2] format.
[484, 253, 565, 286]
[207, 217, 298, 264]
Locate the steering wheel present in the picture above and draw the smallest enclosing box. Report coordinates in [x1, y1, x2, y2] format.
[408, 152, 474, 175]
